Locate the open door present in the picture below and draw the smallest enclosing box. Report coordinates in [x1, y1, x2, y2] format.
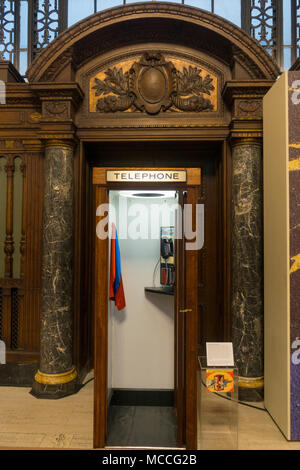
[94, 186, 109, 449]
[174, 190, 186, 447]
[174, 188, 199, 450]
[93, 168, 200, 450]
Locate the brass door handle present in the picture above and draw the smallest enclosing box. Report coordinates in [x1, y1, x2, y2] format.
[179, 309, 192, 313]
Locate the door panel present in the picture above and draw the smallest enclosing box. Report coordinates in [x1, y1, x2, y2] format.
[94, 186, 109, 449]
[174, 190, 186, 447]
[174, 188, 199, 450]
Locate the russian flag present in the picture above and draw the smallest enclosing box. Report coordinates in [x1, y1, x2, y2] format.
[109, 223, 126, 311]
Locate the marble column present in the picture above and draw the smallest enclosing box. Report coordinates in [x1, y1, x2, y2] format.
[31, 140, 77, 398]
[231, 138, 264, 402]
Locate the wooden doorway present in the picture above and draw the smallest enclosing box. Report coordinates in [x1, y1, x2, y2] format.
[92, 168, 200, 449]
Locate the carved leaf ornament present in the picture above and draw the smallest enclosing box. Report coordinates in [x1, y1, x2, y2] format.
[92, 52, 215, 115]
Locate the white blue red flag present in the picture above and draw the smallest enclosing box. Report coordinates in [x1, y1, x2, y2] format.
[109, 223, 126, 310]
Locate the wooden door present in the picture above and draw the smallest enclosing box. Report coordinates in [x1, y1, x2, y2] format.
[174, 188, 199, 450]
[174, 190, 186, 447]
[93, 170, 200, 449]
[94, 186, 109, 449]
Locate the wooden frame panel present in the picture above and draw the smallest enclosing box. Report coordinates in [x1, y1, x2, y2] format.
[93, 168, 201, 449]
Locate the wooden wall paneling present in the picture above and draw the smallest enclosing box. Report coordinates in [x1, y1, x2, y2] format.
[15, 154, 26, 351]
[87, 159, 94, 370]
[73, 140, 92, 377]
[223, 141, 232, 341]
[1, 287, 11, 347]
[4, 155, 14, 278]
[185, 187, 199, 450]
[73, 141, 81, 371]
[94, 185, 109, 448]
[197, 154, 220, 354]
[20, 151, 44, 356]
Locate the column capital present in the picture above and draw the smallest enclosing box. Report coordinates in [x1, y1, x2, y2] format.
[44, 138, 76, 150]
[230, 132, 263, 148]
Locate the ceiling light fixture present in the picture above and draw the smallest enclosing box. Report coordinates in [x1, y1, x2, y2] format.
[119, 190, 176, 199]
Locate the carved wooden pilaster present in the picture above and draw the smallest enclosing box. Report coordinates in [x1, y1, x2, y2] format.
[19, 160, 26, 280]
[4, 155, 15, 278]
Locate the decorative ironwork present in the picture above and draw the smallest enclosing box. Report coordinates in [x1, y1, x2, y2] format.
[11, 287, 18, 349]
[296, 0, 300, 58]
[0, 1, 298, 73]
[248, 0, 282, 64]
[92, 52, 215, 114]
[29, 0, 67, 62]
[0, 0, 20, 66]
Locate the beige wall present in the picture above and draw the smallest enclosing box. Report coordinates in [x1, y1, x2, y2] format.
[263, 72, 290, 439]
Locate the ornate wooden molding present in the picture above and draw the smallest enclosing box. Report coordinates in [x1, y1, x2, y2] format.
[30, 83, 84, 129]
[234, 99, 263, 120]
[222, 80, 274, 104]
[21, 140, 44, 152]
[91, 52, 216, 115]
[223, 80, 273, 126]
[26, 3, 280, 83]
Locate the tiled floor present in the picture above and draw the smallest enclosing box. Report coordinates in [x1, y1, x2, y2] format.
[0, 373, 299, 450]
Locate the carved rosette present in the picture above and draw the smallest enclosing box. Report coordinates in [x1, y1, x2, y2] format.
[43, 101, 70, 120]
[91, 52, 216, 115]
[234, 99, 263, 119]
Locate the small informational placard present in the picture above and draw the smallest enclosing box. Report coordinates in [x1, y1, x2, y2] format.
[206, 342, 234, 367]
[0, 340, 6, 364]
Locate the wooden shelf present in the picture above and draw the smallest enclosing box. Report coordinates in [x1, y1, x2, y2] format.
[144, 287, 174, 296]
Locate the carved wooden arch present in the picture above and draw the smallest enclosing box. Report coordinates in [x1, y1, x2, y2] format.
[26, 2, 280, 83]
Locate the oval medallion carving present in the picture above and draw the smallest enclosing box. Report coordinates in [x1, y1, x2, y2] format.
[91, 52, 216, 114]
[138, 68, 166, 104]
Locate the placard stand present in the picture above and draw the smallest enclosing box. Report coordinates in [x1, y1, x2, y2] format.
[197, 356, 238, 450]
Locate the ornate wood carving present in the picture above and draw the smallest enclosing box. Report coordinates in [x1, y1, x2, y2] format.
[43, 100, 70, 120]
[235, 99, 263, 119]
[91, 52, 216, 115]
[26, 3, 280, 83]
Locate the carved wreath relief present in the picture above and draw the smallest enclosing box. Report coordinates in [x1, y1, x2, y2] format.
[91, 52, 216, 115]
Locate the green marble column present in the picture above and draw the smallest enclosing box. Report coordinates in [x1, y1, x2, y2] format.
[231, 138, 264, 402]
[31, 140, 77, 398]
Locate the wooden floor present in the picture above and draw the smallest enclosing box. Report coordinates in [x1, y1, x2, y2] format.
[0, 371, 300, 449]
[107, 405, 177, 447]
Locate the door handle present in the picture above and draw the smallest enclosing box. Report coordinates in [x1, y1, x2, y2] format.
[179, 309, 192, 313]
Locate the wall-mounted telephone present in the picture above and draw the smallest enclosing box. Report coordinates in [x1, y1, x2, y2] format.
[161, 237, 174, 259]
[160, 227, 175, 287]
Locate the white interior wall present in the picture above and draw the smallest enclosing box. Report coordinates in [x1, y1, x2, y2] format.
[108, 192, 176, 390]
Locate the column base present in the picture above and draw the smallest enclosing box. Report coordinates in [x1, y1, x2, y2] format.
[30, 367, 78, 399]
[238, 376, 264, 402]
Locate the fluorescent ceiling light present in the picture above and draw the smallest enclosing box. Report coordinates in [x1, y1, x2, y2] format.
[119, 190, 176, 199]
